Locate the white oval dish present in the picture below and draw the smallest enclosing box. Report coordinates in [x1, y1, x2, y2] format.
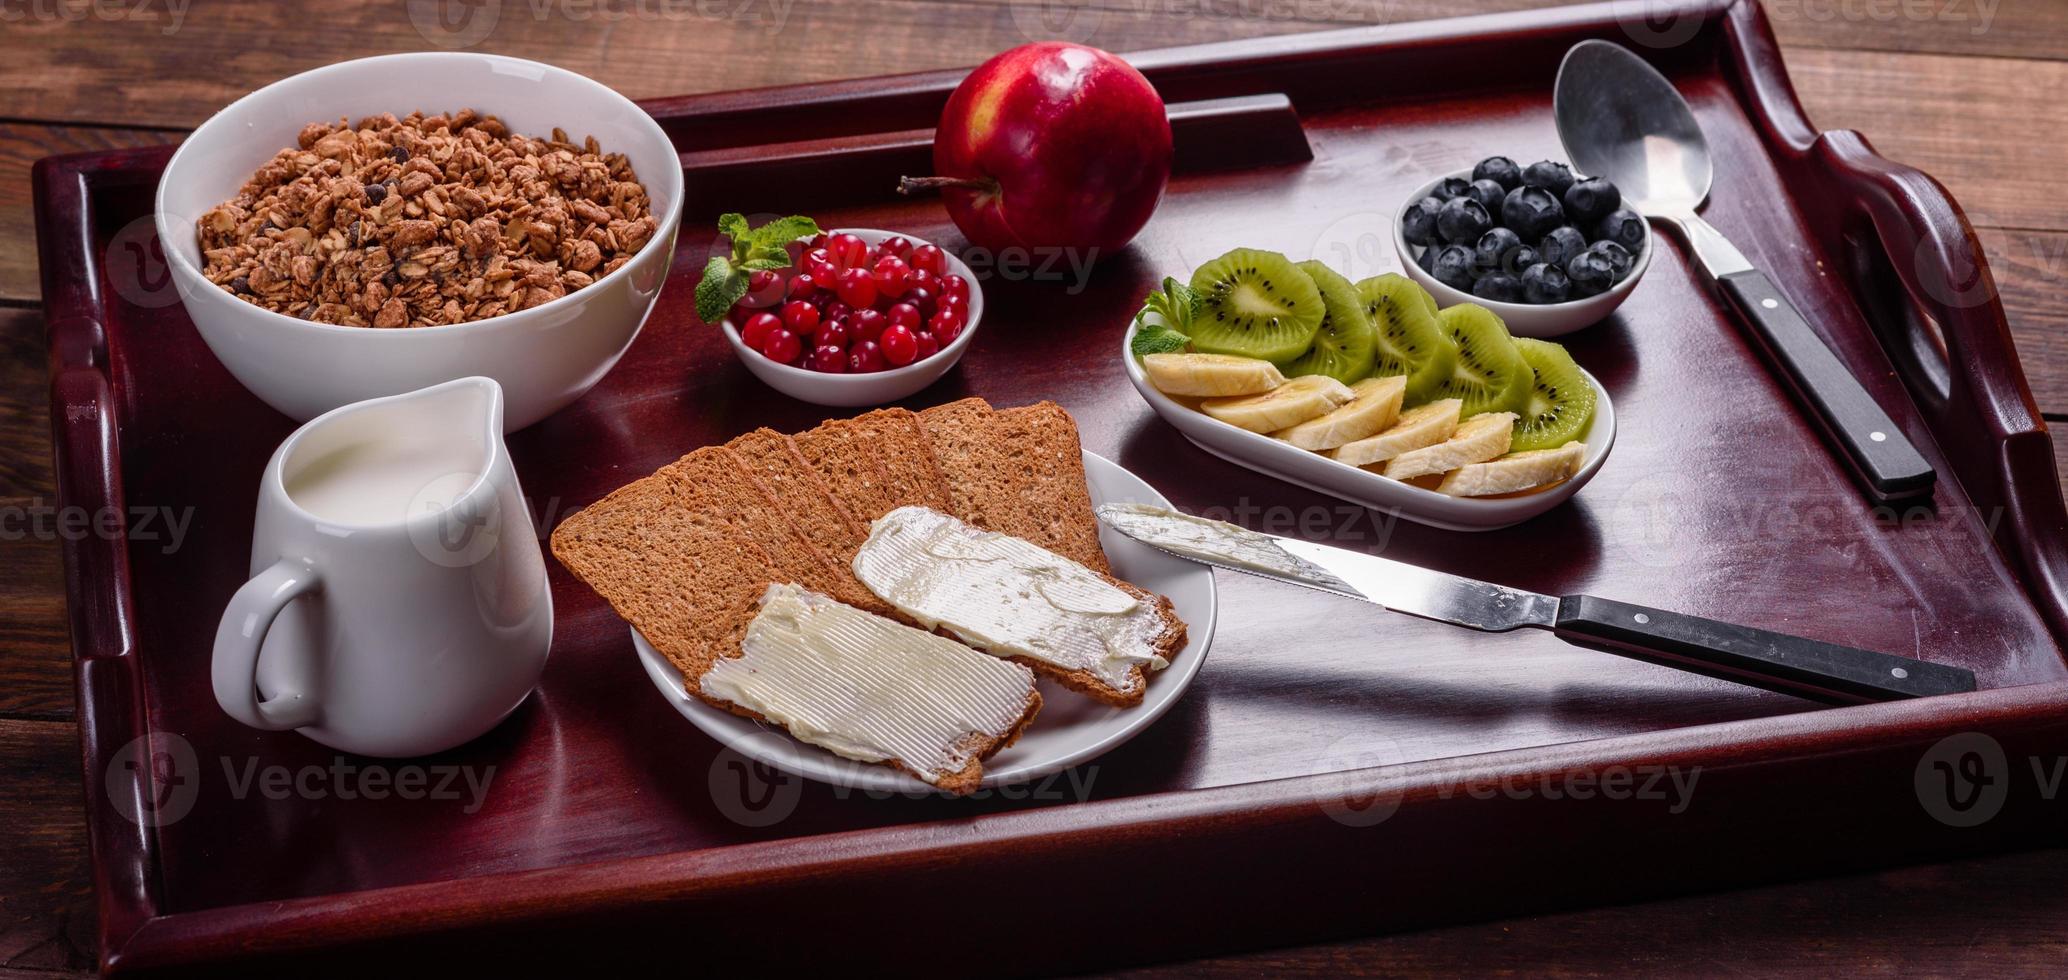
[721, 228, 983, 408]
[1394, 168, 1652, 338]
[632, 450, 1216, 795]
[1122, 324, 1615, 532]
[155, 52, 685, 431]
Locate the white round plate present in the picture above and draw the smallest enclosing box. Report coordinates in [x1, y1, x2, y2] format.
[631, 450, 1217, 795]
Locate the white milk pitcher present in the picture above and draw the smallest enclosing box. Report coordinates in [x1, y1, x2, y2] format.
[212, 377, 553, 757]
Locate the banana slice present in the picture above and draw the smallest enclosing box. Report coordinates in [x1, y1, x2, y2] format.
[1143, 353, 1287, 398]
[1437, 441, 1587, 497]
[1273, 375, 1406, 451]
[1202, 375, 1355, 433]
[1382, 412, 1516, 481]
[1333, 398, 1461, 468]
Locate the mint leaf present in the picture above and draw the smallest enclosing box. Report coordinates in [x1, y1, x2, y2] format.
[746, 215, 820, 250]
[694, 255, 747, 324]
[1131, 324, 1190, 358]
[718, 213, 751, 256]
[738, 256, 790, 272]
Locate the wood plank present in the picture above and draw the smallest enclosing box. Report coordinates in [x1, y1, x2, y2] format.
[2, 0, 2058, 133]
[0, 308, 79, 722]
[0, 124, 175, 305]
[0, 720, 94, 976]
[1111, 848, 2068, 976]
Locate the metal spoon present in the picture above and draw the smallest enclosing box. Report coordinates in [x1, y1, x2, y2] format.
[1554, 39, 1934, 504]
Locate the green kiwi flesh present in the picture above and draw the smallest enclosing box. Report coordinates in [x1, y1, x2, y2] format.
[1278, 261, 1377, 384]
[1510, 338, 1597, 452]
[1187, 248, 1326, 363]
[1355, 273, 1457, 406]
[1432, 304, 1532, 417]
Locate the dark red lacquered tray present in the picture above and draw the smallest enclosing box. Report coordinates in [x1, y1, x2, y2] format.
[35, 0, 2068, 975]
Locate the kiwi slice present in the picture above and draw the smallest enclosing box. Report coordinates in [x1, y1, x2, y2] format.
[1431, 304, 1532, 417]
[1510, 338, 1597, 452]
[1277, 261, 1377, 384]
[1188, 248, 1326, 363]
[1355, 273, 1457, 406]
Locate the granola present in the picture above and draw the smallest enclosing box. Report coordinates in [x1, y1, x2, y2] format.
[197, 109, 657, 328]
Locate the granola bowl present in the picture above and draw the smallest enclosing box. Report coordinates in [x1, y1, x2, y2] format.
[154, 52, 683, 431]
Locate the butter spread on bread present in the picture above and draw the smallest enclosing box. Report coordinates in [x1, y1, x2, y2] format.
[854, 507, 1172, 695]
[702, 583, 1040, 786]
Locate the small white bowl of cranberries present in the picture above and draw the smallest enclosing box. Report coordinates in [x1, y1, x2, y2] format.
[721, 228, 982, 407]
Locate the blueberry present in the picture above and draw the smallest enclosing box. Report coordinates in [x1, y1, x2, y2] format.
[1431, 245, 1478, 292]
[1466, 178, 1507, 213]
[1436, 197, 1492, 245]
[1589, 240, 1634, 281]
[1565, 249, 1617, 297]
[1563, 177, 1621, 226]
[1539, 226, 1588, 267]
[1522, 160, 1575, 196]
[1433, 176, 1473, 201]
[1472, 273, 1525, 303]
[1415, 242, 1442, 276]
[1595, 208, 1648, 251]
[1520, 262, 1571, 304]
[1474, 226, 1523, 274]
[1500, 186, 1565, 240]
[1401, 196, 1443, 246]
[1472, 156, 1522, 191]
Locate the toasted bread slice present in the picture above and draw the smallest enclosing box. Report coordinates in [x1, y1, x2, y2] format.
[916, 398, 1112, 574]
[727, 427, 865, 550]
[655, 447, 887, 614]
[792, 408, 951, 523]
[701, 584, 1042, 795]
[548, 477, 781, 680]
[852, 506, 1185, 707]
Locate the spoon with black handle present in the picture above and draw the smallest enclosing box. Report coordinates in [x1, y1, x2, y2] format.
[1554, 39, 1934, 505]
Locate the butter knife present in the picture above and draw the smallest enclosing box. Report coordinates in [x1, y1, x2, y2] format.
[1097, 504, 1974, 704]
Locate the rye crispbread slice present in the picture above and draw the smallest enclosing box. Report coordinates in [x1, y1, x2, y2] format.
[792, 408, 951, 522]
[547, 476, 780, 680]
[916, 398, 1112, 574]
[656, 447, 888, 614]
[727, 427, 866, 550]
[703, 583, 1042, 798]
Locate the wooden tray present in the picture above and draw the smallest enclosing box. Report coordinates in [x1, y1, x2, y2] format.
[35, 0, 2068, 974]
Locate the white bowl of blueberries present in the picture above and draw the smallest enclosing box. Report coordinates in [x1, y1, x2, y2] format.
[1393, 156, 1650, 338]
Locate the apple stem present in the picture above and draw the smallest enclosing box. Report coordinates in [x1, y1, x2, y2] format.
[898, 175, 999, 196]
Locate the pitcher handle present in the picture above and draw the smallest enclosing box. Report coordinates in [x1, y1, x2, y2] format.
[212, 557, 323, 731]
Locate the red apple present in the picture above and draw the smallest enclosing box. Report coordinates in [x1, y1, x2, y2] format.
[903, 42, 1172, 254]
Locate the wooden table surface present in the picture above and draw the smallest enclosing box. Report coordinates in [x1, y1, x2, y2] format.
[3, 0, 2066, 974]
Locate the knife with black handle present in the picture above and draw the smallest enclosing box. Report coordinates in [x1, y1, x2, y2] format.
[1098, 504, 1975, 704]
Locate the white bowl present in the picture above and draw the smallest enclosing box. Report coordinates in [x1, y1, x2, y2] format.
[720, 228, 983, 408]
[1394, 168, 1651, 338]
[1121, 322, 1615, 531]
[155, 53, 684, 432]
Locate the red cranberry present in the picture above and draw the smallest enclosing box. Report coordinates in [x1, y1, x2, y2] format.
[781, 299, 820, 335]
[835, 267, 877, 309]
[848, 339, 885, 373]
[914, 330, 940, 360]
[880, 324, 918, 366]
[810, 344, 847, 373]
[851, 308, 887, 343]
[741, 311, 781, 350]
[761, 327, 801, 364]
